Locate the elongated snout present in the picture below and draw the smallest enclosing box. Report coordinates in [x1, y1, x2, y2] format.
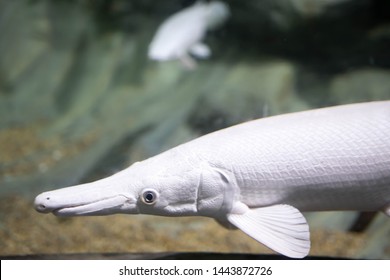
[34, 192, 55, 213]
[34, 180, 138, 216]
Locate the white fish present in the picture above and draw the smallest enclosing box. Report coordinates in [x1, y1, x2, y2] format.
[148, 1, 230, 68]
[35, 101, 390, 258]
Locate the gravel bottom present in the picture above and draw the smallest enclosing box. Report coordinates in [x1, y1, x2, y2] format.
[0, 195, 367, 259]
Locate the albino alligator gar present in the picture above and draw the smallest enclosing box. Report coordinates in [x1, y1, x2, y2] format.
[148, 1, 229, 68]
[35, 101, 390, 258]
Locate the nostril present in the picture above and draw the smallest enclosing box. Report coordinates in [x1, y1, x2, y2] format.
[34, 195, 51, 213]
[36, 203, 46, 211]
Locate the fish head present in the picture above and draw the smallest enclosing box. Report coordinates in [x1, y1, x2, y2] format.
[148, 2, 208, 62]
[148, 27, 205, 62]
[34, 167, 141, 216]
[132, 171, 201, 216]
[205, 1, 230, 30]
[34, 157, 203, 217]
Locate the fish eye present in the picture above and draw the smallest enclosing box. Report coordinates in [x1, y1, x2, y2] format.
[141, 189, 158, 205]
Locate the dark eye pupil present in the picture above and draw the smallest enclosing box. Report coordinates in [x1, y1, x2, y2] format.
[145, 192, 154, 203]
[141, 189, 158, 204]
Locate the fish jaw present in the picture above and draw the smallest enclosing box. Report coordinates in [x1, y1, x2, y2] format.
[34, 180, 138, 216]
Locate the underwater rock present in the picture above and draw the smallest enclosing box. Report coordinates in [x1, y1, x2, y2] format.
[230, 0, 356, 32]
[305, 212, 359, 231]
[0, 0, 49, 85]
[0, 0, 92, 127]
[289, 0, 354, 17]
[190, 60, 308, 132]
[330, 68, 390, 103]
[357, 214, 390, 259]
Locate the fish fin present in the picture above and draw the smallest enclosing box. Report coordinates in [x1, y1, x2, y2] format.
[189, 43, 211, 59]
[227, 204, 310, 258]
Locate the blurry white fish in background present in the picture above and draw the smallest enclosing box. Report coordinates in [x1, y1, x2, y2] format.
[148, 1, 230, 69]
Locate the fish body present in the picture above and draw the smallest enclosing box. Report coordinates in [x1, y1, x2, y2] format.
[148, 1, 229, 68]
[35, 101, 390, 258]
[188, 101, 390, 213]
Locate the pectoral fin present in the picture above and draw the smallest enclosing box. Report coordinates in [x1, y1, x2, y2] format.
[189, 43, 211, 59]
[227, 204, 310, 258]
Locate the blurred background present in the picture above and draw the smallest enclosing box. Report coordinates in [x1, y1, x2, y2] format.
[0, 0, 389, 259]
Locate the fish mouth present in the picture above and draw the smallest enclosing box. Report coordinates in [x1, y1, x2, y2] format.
[36, 195, 136, 216]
